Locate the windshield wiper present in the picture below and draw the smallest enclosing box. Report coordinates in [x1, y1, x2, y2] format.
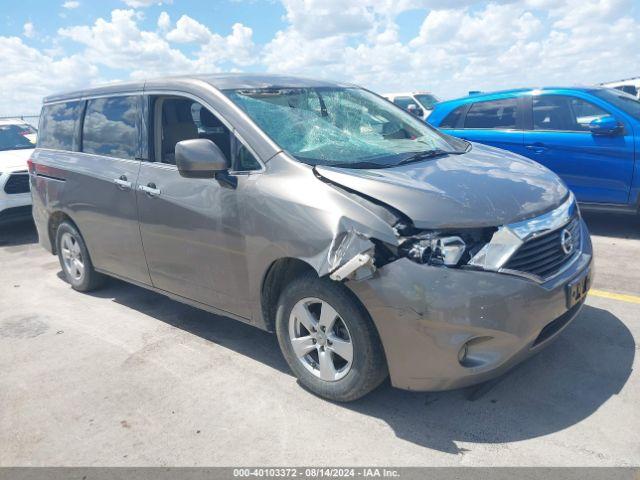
[397, 149, 464, 166]
[330, 161, 391, 169]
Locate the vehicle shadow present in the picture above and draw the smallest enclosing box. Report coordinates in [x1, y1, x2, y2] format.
[344, 305, 634, 453]
[87, 279, 635, 454]
[87, 278, 291, 376]
[0, 219, 38, 247]
[582, 210, 640, 240]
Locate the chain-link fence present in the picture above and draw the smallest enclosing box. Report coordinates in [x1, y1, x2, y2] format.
[0, 115, 40, 128]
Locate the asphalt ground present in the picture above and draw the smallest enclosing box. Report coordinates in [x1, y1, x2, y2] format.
[1, 212, 638, 466]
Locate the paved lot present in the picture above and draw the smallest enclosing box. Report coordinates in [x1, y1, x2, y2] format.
[1, 213, 639, 466]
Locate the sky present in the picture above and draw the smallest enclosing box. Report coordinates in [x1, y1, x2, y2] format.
[1, 0, 639, 115]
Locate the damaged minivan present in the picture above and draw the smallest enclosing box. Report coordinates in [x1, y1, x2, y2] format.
[30, 74, 593, 401]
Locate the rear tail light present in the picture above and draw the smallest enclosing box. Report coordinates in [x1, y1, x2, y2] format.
[27, 158, 35, 174]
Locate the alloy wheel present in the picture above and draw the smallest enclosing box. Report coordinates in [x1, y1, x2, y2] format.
[288, 297, 354, 382]
[60, 232, 84, 281]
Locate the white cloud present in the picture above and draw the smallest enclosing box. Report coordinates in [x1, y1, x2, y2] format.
[121, 0, 172, 7]
[58, 9, 195, 77]
[157, 11, 171, 31]
[262, 1, 415, 79]
[58, 9, 254, 77]
[62, 1, 80, 9]
[262, 0, 640, 98]
[23, 22, 35, 38]
[195, 22, 255, 66]
[0, 36, 98, 114]
[280, 0, 376, 40]
[2, 0, 640, 116]
[165, 15, 255, 65]
[398, 0, 640, 96]
[166, 15, 213, 43]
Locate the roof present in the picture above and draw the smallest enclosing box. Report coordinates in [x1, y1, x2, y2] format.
[0, 118, 32, 126]
[383, 91, 436, 97]
[601, 76, 640, 84]
[435, 85, 606, 108]
[43, 73, 353, 104]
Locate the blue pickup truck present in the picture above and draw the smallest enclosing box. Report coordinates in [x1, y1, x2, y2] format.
[427, 87, 640, 213]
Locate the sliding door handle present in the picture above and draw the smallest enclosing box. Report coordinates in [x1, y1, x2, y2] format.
[139, 183, 161, 197]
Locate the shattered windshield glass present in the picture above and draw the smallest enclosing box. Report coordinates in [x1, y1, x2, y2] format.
[224, 87, 464, 168]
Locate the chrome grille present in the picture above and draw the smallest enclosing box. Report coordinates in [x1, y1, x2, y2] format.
[503, 215, 581, 279]
[4, 172, 30, 194]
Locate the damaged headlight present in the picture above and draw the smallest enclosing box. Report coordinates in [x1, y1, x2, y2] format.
[396, 228, 494, 268]
[401, 234, 466, 266]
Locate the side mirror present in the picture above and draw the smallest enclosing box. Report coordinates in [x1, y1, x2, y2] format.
[176, 139, 228, 179]
[588, 115, 623, 136]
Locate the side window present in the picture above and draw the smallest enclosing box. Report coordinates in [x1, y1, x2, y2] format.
[569, 97, 610, 130]
[38, 101, 83, 150]
[617, 85, 637, 97]
[532, 95, 609, 132]
[156, 97, 231, 165]
[439, 105, 466, 128]
[82, 96, 139, 159]
[232, 136, 261, 172]
[464, 98, 518, 129]
[393, 96, 413, 109]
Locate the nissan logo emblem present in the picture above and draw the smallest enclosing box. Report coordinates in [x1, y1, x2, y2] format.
[560, 228, 574, 255]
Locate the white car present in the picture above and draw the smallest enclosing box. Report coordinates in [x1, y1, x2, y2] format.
[383, 91, 440, 120]
[601, 77, 640, 100]
[0, 119, 36, 224]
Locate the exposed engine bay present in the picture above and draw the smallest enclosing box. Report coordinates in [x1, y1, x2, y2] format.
[314, 168, 497, 282]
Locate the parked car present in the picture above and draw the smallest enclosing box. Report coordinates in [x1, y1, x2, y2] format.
[0, 119, 37, 224]
[383, 91, 440, 120]
[31, 75, 592, 401]
[427, 87, 640, 212]
[601, 77, 640, 100]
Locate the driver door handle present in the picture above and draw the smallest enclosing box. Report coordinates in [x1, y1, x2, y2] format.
[525, 142, 548, 154]
[139, 183, 161, 197]
[113, 175, 132, 190]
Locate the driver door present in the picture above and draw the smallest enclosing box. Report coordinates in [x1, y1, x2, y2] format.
[521, 94, 634, 204]
[136, 95, 258, 318]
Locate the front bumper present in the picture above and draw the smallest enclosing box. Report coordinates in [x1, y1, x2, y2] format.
[0, 173, 32, 224]
[348, 219, 593, 391]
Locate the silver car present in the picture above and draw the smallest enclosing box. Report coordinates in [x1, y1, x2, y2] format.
[30, 74, 593, 401]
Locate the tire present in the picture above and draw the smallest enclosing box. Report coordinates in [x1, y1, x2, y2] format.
[275, 272, 388, 402]
[55, 221, 105, 292]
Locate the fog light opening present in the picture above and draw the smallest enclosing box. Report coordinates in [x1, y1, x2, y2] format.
[458, 336, 494, 368]
[458, 343, 469, 364]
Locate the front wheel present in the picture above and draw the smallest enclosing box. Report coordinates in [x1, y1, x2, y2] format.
[275, 273, 388, 402]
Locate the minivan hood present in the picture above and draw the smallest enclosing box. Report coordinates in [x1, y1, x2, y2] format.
[0, 148, 33, 172]
[315, 143, 569, 229]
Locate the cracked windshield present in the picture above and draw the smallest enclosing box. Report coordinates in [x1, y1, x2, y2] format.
[225, 87, 462, 168]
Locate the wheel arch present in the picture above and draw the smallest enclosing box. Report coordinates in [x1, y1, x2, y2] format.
[260, 257, 317, 332]
[259, 255, 385, 345]
[47, 211, 80, 255]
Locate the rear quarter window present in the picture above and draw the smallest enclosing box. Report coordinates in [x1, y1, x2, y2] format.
[464, 98, 518, 129]
[38, 101, 83, 150]
[82, 96, 140, 159]
[439, 105, 466, 128]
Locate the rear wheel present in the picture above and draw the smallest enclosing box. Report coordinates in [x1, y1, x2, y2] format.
[56, 221, 105, 292]
[275, 273, 388, 402]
